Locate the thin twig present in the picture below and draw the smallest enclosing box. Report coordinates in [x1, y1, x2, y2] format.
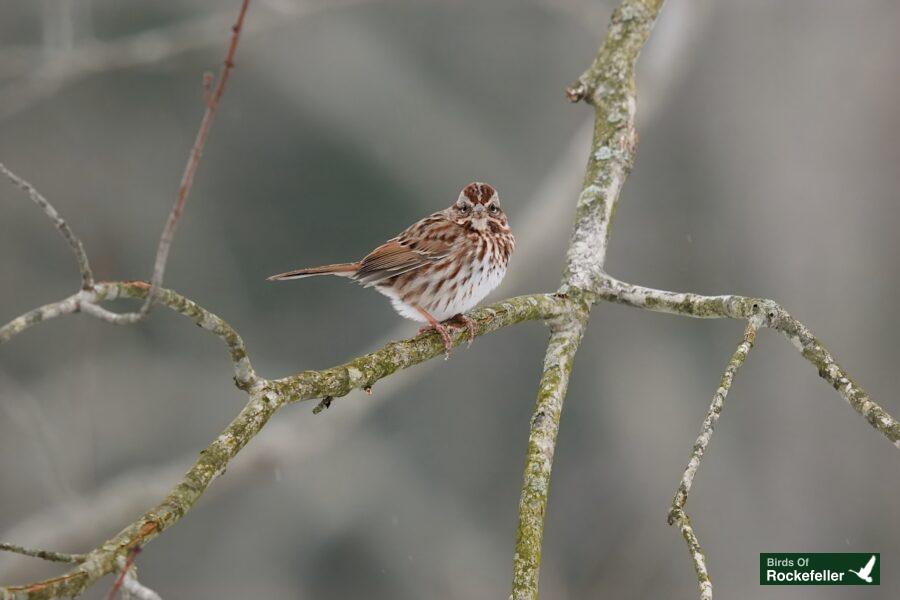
[0, 162, 94, 290]
[0, 543, 85, 565]
[669, 323, 759, 520]
[0, 282, 261, 391]
[596, 275, 900, 447]
[134, 0, 250, 321]
[666, 322, 759, 599]
[668, 509, 712, 600]
[0, 293, 82, 344]
[106, 547, 140, 600]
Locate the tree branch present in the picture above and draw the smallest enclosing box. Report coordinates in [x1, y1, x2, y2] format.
[560, 0, 665, 293]
[129, 0, 250, 321]
[668, 510, 711, 600]
[0, 162, 94, 290]
[0, 544, 84, 565]
[0, 281, 260, 392]
[511, 1, 666, 598]
[0, 287, 567, 599]
[666, 322, 759, 599]
[511, 310, 588, 598]
[595, 275, 900, 447]
[2, 1, 898, 598]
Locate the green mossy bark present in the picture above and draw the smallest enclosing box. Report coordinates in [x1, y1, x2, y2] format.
[1, 289, 568, 600]
[511, 2, 666, 598]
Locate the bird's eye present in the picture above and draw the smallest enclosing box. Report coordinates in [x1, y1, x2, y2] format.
[488, 204, 500, 214]
[458, 204, 470, 214]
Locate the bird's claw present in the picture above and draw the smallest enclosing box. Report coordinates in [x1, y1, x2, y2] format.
[446, 314, 477, 347]
[419, 322, 454, 359]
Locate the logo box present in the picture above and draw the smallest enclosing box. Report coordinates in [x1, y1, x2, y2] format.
[760, 553, 879, 586]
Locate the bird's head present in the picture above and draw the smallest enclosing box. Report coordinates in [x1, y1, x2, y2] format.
[449, 182, 507, 232]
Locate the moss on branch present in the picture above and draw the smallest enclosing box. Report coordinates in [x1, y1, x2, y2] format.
[0, 287, 569, 600]
[511, 2, 667, 598]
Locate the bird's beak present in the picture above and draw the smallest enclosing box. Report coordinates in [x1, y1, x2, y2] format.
[472, 204, 486, 217]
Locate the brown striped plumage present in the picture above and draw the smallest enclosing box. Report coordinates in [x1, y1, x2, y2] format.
[268, 182, 515, 356]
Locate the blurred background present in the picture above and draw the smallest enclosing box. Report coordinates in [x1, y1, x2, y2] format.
[1, 0, 899, 598]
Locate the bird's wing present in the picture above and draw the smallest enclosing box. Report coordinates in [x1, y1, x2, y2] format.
[354, 225, 455, 286]
[861, 555, 877, 576]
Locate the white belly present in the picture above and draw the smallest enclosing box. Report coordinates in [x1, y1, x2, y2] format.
[376, 256, 507, 323]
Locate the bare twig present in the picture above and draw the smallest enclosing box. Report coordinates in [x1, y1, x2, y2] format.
[0, 293, 82, 344]
[596, 275, 900, 447]
[0, 543, 84, 565]
[0, 282, 260, 391]
[669, 323, 759, 519]
[666, 323, 759, 599]
[0, 162, 93, 290]
[133, 0, 250, 321]
[105, 547, 140, 600]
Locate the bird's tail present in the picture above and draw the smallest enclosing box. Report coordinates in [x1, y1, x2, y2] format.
[267, 262, 359, 281]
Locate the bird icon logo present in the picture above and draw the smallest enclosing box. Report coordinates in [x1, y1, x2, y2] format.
[848, 554, 877, 583]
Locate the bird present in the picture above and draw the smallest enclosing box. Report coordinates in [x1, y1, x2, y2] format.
[268, 182, 515, 357]
[848, 554, 876, 583]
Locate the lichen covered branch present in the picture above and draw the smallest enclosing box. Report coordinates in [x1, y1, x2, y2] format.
[668, 510, 712, 600]
[511, 311, 587, 600]
[0, 294, 82, 345]
[666, 323, 758, 599]
[271, 293, 569, 406]
[1, 0, 898, 597]
[510, 1, 666, 597]
[0, 289, 567, 599]
[560, 0, 666, 293]
[0, 544, 84, 565]
[596, 275, 900, 447]
[0, 282, 260, 391]
[0, 162, 94, 290]
[669, 323, 758, 519]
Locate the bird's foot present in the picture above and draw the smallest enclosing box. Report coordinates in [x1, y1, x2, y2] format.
[418, 322, 454, 359]
[444, 314, 477, 347]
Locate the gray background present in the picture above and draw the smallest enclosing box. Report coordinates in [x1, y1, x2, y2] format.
[1, 0, 899, 598]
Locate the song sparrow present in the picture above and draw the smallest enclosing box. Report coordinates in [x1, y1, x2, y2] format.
[268, 182, 515, 357]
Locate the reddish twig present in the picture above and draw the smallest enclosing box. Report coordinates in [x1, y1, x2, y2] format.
[105, 546, 141, 600]
[135, 0, 251, 319]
